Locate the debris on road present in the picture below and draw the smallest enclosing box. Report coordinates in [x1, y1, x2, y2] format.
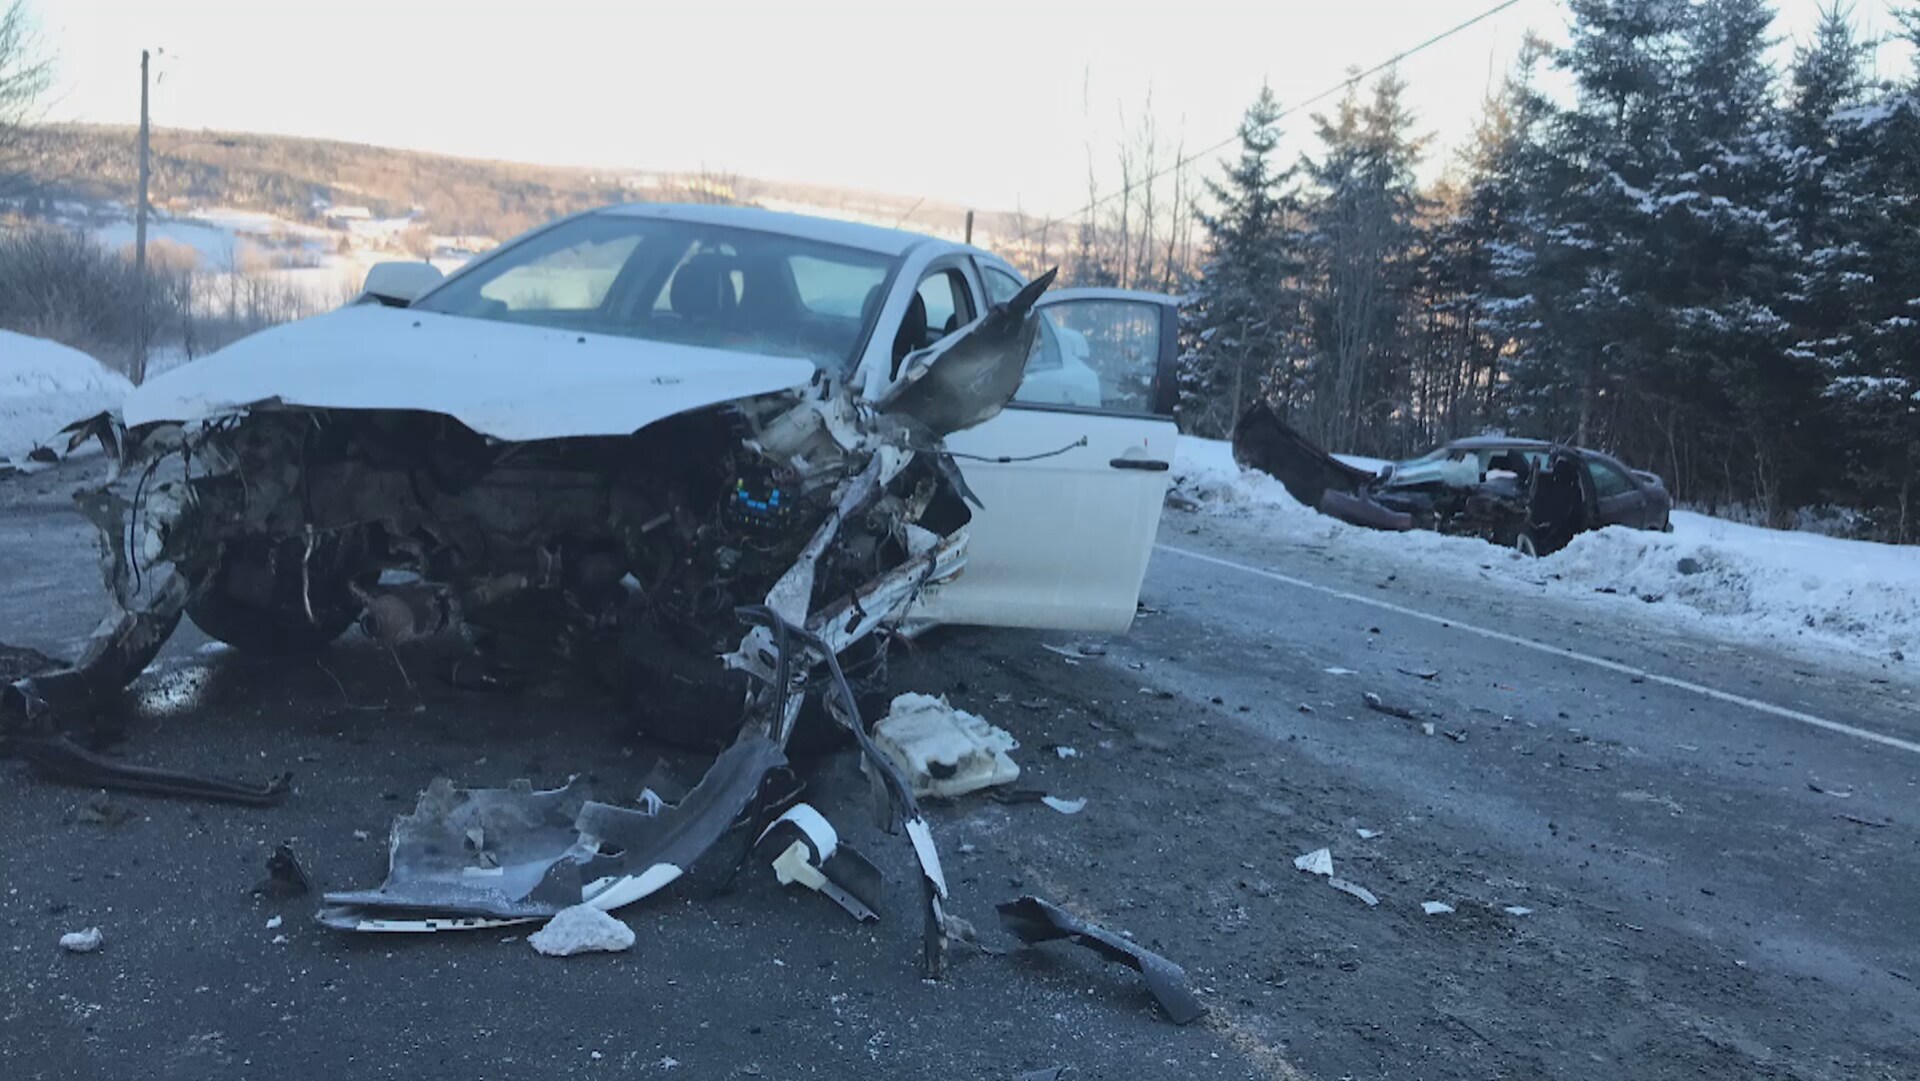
[265, 915, 283, 930]
[1838, 813, 1892, 828]
[1503, 906, 1534, 916]
[869, 693, 1019, 799]
[1356, 828, 1382, 840]
[1293, 848, 1334, 877]
[1421, 901, 1455, 915]
[754, 803, 882, 924]
[1054, 745, 1079, 759]
[1324, 666, 1357, 676]
[528, 905, 636, 957]
[1807, 781, 1854, 798]
[996, 895, 1205, 1025]
[1362, 692, 1417, 720]
[59, 927, 104, 953]
[1421, 723, 1437, 736]
[1327, 877, 1380, 907]
[318, 738, 787, 931]
[1398, 667, 1440, 680]
[1041, 796, 1087, 815]
[253, 843, 313, 900]
[17, 733, 291, 806]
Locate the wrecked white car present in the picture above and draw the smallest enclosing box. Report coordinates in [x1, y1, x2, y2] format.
[0, 206, 1184, 969]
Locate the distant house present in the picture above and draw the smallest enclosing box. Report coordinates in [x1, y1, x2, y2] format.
[324, 206, 373, 226]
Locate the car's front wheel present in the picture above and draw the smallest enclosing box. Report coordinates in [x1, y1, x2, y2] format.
[186, 536, 362, 655]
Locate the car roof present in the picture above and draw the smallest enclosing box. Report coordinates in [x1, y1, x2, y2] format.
[596, 203, 963, 258]
[1443, 435, 1555, 451]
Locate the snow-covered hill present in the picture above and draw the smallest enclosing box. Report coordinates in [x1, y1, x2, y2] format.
[0, 331, 132, 464]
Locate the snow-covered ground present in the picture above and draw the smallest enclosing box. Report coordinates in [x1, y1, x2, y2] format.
[0, 331, 131, 464]
[1175, 436, 1919, 661]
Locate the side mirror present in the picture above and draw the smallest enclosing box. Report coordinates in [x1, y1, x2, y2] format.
[361, 261, 444, 307]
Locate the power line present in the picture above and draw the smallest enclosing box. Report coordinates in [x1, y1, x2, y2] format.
[1014, 0, 1533, 243]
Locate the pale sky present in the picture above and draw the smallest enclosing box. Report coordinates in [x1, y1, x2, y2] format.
[26, 0, 1918, 216]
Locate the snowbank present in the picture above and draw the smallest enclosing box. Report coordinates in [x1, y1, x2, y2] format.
[1174, 436, 1919, 659]
[0, 331, 132, 464]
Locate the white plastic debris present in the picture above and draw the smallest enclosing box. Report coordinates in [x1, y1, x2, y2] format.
[1041, 796, 1087, 815]
[1328, 878, 1379, 907]
[59, 927, 104, 953]
[528, 904, 636, 957]
[869, 693, 1019, 799]
[1293, 848, 1334, 877]
[1503, 906, 1534, 917]
[265, 915, 283, 930]
[1422, 901, 1455, 915]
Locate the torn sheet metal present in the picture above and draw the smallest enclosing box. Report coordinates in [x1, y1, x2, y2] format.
[878, 269, 1056, 438]
[869, 693, 1019, 799]
[318, 738, 787, 931]
[755, 803, 882, 923]
[996, 895, 1205, 1025]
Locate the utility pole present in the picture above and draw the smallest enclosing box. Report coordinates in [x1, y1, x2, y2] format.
[132, 48, 151, 383]
[963, 210, 973, 246]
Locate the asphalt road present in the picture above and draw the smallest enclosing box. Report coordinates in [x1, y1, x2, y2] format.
[2, 465, 1916, 1080]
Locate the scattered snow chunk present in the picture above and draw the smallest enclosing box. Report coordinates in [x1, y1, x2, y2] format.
[59, 927, 104, 953]
[1356, 828, 1382, 840]
[1422, 901, 1455, 915]
[265, 915, 283, 930]
[1503, 906, 1534, 917]
[528, 905, 635, 957]
[1040, 796, 1087, 815]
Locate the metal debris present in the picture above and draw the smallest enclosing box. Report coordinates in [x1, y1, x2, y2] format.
[254, 843, 313, 900]
[996, 895, 1205, 1025]
[1362, 692, 1417, 721]
[19, 734, 291, 806]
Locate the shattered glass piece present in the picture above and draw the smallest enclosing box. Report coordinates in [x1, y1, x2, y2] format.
[1328, 877, 1379, 907]
[1293, 848, 1334, 877]
[528, 904, 635, 957]
[996, 895, 1205, 1025]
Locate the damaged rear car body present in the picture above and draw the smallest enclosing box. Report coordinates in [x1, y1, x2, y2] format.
[1232, 403, 1673, 555]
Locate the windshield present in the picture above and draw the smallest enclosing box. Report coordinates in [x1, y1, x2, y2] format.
[415, 214, 900, 372]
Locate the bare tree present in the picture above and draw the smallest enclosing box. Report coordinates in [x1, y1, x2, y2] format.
[0, 0, 51, 193]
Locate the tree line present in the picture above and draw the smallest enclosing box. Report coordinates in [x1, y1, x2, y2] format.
[1177, 0, 1920, 541]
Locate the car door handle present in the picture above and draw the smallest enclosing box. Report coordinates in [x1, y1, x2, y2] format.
[1109, 457, 1170, 472]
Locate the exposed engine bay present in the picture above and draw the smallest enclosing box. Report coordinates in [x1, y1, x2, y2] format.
[1, 269, 1059, 976]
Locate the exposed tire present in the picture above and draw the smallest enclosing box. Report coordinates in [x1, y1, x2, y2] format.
[185, 536, 360, 655]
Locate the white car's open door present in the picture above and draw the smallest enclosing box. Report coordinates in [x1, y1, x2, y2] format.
[909, 287, 1179, 633]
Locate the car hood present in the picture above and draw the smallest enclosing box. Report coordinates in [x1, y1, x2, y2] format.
[123, 305, 819, 442]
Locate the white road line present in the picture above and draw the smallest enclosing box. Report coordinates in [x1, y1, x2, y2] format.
[1156, 543, 1920, 757]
